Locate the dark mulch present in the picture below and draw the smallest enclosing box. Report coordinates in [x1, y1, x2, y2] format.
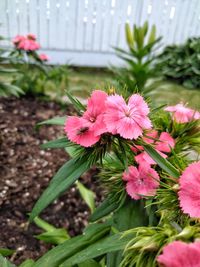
[0, 97, 103, 265]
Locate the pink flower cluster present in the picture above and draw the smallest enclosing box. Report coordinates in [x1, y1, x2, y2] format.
[157, 240, 200, 267]
[133, 130, 175, 165]
[64, 90, 152, 147]
[122, 131, 175, 200]
[165, 103, 200, 123]
[13, 33, 40, 51]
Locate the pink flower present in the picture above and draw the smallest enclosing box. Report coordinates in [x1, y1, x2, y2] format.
[135, 150, 167, 165]
[122, 164, 159, 200]
[39, 53, 49, 61]
[12, 35, 25, 45]
[157, 241, 200, 267]
[64, 116, 100, 147]
[83, 90, 108, 136]
[104, 94, 152, 139]
[178, 161, 200, 218]
[165, 103, 200, 123]
[135, 131, 175, 165]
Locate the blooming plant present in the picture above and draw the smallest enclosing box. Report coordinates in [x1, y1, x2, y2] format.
[9, 33, 51, 96]
[112, 21, 162, 96]
[5, 86, 195, 267]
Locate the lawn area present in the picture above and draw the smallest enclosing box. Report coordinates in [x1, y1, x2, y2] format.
[68, 69, 200, 109]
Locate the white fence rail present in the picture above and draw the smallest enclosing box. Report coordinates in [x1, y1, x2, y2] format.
[0, 0, 200, 66]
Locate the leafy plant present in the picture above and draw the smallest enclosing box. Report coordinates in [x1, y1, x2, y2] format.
[0, 36, 23, 97]
[156, 37, 200, 89]
[112, 21, 162, 95]
[25, 89, 200, 266]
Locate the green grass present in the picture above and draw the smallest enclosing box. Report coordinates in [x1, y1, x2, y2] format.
[68, 69, 200, 109]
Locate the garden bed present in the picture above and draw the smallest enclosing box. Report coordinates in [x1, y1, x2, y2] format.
[0, 97, 102, 265]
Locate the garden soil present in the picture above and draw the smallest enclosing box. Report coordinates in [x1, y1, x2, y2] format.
[0, 97, 102, 265]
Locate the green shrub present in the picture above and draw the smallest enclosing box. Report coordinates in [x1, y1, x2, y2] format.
[156, 37, 200, 89]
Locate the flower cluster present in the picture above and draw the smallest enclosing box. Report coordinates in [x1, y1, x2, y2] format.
[13, 33, 40, 51]
[65, 90, 152, 147]
[133, 130, 175, 165]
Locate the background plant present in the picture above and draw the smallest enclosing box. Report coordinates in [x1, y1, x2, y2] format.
[0, 35, 23, 97]
[156, 37, 200, 89]
[112, 21, 161, 96]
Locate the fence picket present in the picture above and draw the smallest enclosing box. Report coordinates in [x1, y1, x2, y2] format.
[0, 0, 199, 66]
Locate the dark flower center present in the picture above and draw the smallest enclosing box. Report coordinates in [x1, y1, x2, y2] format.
[77, 127, 89, 135]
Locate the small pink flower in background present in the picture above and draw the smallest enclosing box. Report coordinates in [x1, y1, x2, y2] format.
[178, 161, 200, 218]
[64, 116, 100, 147]
[39, 53, 49, 61]
[12, 35, 25, 45]
[122, 164, 159, 200]
[165, 103, 200, 123]
[83, 90, 108, 136]
[13, 34, 40, 51]
[104, 94, 152, 139]
[135, 131, 175, 165]
[157, 241, 200, 267]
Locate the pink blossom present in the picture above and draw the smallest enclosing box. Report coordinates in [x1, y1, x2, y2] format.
[83, 90, 108, 136]
[178, 161, 200, 218]
[135, 131, 175, 165]
[135, 150, 167, 165]
[155, 132, 175, 153]
[39, 53, 49, 61]
[122, 164, 159, 200]
[12, 35, 25, 45]
[104, 94, 152, 139]
[165, 103, 200, 123]
[64, 116, 100, 147]
[157, 241, 200, 267]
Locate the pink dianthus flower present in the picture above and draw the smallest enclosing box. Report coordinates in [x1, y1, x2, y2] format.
[157, 241, 200, 267]
[122, 164, 160, 200]
[178, 161, 200, 218]
[83, 90, 108, 136]
[64, 116, 100, 147]
[135, 131, 175, 165]
[104, 94, 152, 139]
[165, 103, 200, 123]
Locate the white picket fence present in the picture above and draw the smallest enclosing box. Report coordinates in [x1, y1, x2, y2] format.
[0, 0, 200, 66]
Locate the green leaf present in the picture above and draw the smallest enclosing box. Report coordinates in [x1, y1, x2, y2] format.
[33, 216, 57, 232]
[143, 144, 180, 178]
[19, 259, 35, 267]
[0, 248, 15, 257]
[107, 199, 148, 267]
[66, 91, 86, 113]
[32, 223, 111, 267]
[0, 255, 15, 267]
[30, 156, 92, 221]
[60, 232, 131, 267]
[35, 228, 69, 245]
[78, 259, 101, 267]
[89, 196, 119, 222]
[37, 116, 66, 127]
[41, 137, 70, 149]
[76, 181, 96, 212]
